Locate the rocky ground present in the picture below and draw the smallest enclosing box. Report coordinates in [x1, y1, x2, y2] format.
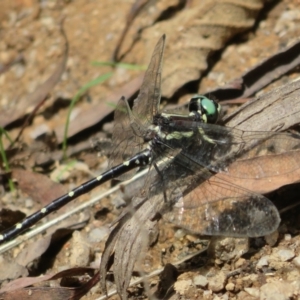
[1, 0, 300, 299]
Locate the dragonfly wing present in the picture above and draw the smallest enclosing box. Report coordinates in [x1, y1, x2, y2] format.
[109, 97, 142, 180]
[171, 122, 300, 179]
[163, 175, 280, 237]
[144, 152, 280, 237]
[132, 35, 165, 127]
[108, 35, 166, 180]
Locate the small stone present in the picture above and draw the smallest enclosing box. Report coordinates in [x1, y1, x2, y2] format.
[203, 290, 212, 297]
[260, 281, 294, 299]
[237, 291, 256, 300]
[208, 237, 249, 261]
[193, 275, 208, 288]
[207, 272, 226, 292]
[275, 248, 295, 262]
[111, 195, 126, 208]
[30, 123, 51, 139]
[242, 274, 258, 283]
[292, 256, 300, 267]
[174, 279, 193, 295]
[25, 198, 33, 208]
[174, 229, 187, 239]
[69, 231, 90, 266]
[88, 227, 109, 243]
[286, 268, 300, 281]
[225, 282, 235, 291]
[40, 17, 55, 30]
[256, 255, 269, 269]
[244, 287, 260, 298]
[219, 294, 229, 300]
[12, 63, 25, 78]
[235, 257, 246, 268]
[186, 234, 197, 242]
[284, 234, 292, 241]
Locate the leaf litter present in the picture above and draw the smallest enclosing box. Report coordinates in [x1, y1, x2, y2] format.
[1, 0, 297, 300]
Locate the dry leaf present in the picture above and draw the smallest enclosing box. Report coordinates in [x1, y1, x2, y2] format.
[141, 0, 267, 97]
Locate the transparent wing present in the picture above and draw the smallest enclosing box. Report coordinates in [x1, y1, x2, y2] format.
[163, 174, 280, 237]
[165, 121, 300, 178]
[108, 97, 143, 180]
[132, 35, 165, 127]
[144, 152, 280, 237]
[108, 36, 165, 180]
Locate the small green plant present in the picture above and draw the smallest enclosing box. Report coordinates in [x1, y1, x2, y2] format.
[62, 72, 113, 158]
[0, 127, 15, 192]
[62, 61, 145, 158]
[91, 61, 146, 70]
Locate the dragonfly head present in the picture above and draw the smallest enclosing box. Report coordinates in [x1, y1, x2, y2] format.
[188, 95, 221, 124]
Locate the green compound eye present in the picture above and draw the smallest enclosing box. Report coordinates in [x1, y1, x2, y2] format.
[201, 97, 217, 117]
[189, 95, 220, 123]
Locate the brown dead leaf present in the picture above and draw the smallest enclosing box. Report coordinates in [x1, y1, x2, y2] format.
[0, 288, 75, 300]
[15, 235, 52, 267]
[100, 199, 159, 299]
[0, 274, 54, 293]
[112, 0, 149, 61]
[231, 39, 300, 99]
[225, 79, 300, 132]
[205, 39, 300, 102]
[217, 149, 300, 194]
[12, 169, 67, 206]
[140, 0, 267, 97]
[0, 267, 97, 300]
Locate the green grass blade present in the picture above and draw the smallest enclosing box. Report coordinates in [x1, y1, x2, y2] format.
[62, 72, 113, 158]
[91, 61, 146, 70]
[0, 127, 15, 191]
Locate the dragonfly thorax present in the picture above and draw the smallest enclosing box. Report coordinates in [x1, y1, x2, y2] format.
[143, 124, 161, 142]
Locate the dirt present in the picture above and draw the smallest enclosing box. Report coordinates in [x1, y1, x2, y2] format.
[1, 0, 300, 299]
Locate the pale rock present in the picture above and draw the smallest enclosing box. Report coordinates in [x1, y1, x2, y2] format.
[225, 282, 235, 291]
[208, 271, 226, 292]
[292, 255, 300, 267]
[256, 255, 269, 269]
[193, 274, 208, 288]
[174, 279, 193, 295]
[244, 287, 260, 298]
[275, 248, 295, 262]
[260, 281, 294, 300]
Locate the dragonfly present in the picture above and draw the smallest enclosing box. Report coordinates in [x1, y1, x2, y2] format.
[0, 35, 219, 245]
[1, 34, 299, 247]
